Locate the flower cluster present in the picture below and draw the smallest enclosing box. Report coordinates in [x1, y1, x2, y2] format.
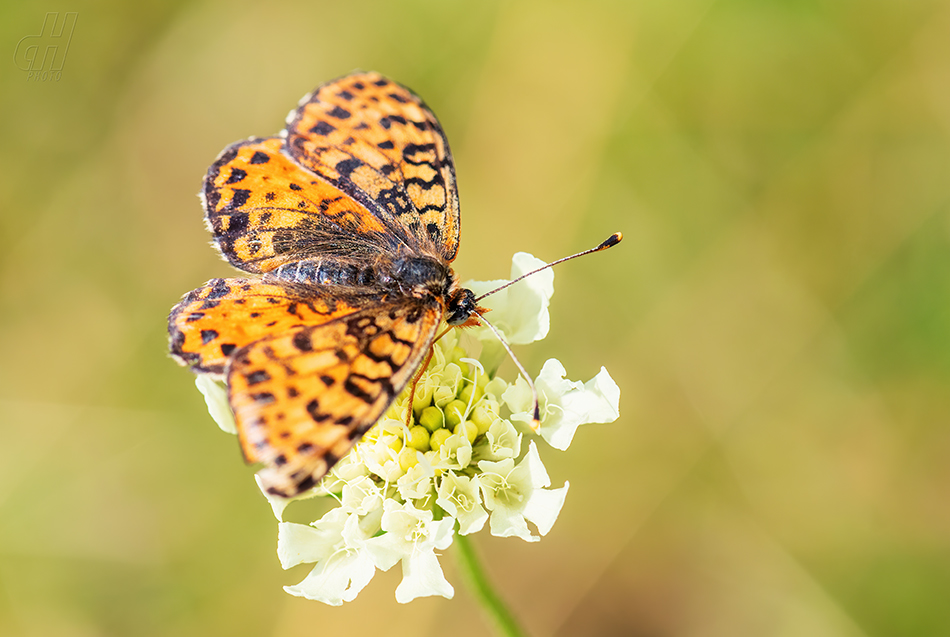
[196, 252, 620, 605]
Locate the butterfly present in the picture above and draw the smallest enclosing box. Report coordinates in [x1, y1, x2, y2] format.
[168, 71, 483, 498]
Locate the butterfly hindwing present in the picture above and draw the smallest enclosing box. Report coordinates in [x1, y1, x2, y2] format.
[203, 136, 398, 273]
[168, 277, 369, 375]
[285, 71, 461, 262]
[227, 299, 443, 497]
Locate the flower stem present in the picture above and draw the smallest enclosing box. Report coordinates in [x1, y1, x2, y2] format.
[454, 534, 527, 637]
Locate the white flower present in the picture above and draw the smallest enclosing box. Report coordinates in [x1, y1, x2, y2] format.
[504, 359, 621, 450]
[395, 459, 434, 502]
[193, 251, 620, 605]
[341, 475, 384, 515]
[475, 419, 522, 462]
[436, 472, 488, 535]
[430, 431, 474, 472]
[477, 441, 569, 542]
[279, 509, 377, 605]
[465, 252, 554, 372]
[364, 500, 456, 603]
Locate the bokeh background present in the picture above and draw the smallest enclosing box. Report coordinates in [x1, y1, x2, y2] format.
[2, 1, 950, 635]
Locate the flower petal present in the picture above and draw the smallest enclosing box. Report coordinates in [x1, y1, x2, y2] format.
[523, 481, 569, 537]
[488, 503, 538, 542]
[395, 545, 455, 603]
[255, 474, 292, 521]
[277, 510, 346, 569]
[195, 375, 236, 434]
[283, 549, 376, 606]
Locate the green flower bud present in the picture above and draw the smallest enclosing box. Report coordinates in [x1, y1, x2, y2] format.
[470, 401, 498, 435]
[454, 421, 478, 444]
[398, 447, 419, 472]
[429, 428, 452, 451]
[406, 425, 431, 451]
[458, 382, 484, 405]
[444, 399, 467, 428]
[419, 405, 445, 433]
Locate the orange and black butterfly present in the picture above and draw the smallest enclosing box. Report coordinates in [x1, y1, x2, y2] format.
[168, 72, 482, 497]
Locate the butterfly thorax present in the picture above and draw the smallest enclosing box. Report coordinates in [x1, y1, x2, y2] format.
[270, 254, 477, 325]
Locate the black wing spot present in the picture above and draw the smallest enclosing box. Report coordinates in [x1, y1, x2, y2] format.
[289, 183, 303, 191]
[309, 120, 335, 135]
[377, 140, 394, 150]
[221, 343, 236, 356]
[207, 279, 231, 299]
[327, 106, 351, 119]
[335, 158, 362, 177]
[230, 189, 251, 209]
[226, 168, 247, 184]
[295, 475, 317, 492]
[320, 374, 335, 387]
[344, 377, 375, 403]
[201, 329, 219, 344]
[249, 151, 270, 164]
[251, 392, 275, 404]
[293, 331, 313, 352]
[306, 399, 332, 423]
[228, 212, 249, 234]
[246, 370, 271, 385]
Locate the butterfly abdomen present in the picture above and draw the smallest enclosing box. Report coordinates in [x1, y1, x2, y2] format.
[272, 258, 378, 287]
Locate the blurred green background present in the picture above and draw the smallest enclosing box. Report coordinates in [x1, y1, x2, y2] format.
[3, 1, 950, 635]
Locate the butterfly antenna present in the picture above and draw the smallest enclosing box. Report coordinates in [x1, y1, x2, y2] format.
[476, 313, 541, 428]
[475, 232, 623, 303]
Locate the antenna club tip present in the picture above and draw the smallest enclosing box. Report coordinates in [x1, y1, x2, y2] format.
[599, 232, 623, 250]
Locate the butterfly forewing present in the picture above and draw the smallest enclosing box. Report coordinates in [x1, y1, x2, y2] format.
[203, 137, 397, 273]
[228, 300, 442, 497]
[286, 71, 460, 261]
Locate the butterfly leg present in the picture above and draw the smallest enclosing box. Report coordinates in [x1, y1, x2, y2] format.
[404, 345, 436, 428]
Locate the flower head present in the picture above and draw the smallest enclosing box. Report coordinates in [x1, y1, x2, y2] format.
[196, 252, 620, 604]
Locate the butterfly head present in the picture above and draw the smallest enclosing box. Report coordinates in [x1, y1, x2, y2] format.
[445, 287, 478, 326]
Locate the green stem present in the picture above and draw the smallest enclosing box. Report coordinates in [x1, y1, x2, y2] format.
[454, 534, 527, 637]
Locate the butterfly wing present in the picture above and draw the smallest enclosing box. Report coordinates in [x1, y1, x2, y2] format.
[227, 298, 442, 497]
[168, 277, 376, 375]
[203, 136, 403, 274]
[285, 71, 461, 262]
